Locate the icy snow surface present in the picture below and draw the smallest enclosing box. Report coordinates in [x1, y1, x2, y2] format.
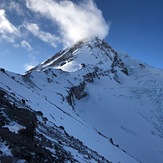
[1, 38, 163, 162]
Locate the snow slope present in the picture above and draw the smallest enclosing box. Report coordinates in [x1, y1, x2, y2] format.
[0, 37, 163, 162]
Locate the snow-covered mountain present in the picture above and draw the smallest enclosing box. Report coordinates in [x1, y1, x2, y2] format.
[1, 37, 163, 163]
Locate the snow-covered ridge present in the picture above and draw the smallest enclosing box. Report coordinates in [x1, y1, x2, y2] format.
[30, 37, 127, 75]
[1, 37, 163, 162]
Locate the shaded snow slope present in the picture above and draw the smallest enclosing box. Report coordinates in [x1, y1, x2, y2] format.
[1, 37, 163, 162]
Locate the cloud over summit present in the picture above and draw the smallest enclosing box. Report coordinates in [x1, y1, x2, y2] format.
[0, 0, 110, 72]
[0, 0, 109, 47]
[26, 0, 109, 47]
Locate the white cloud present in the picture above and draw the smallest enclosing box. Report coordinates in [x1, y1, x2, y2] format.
[13, 44, 20, 48]
[20, 40, 33, 51]
[26, 0, 109, 47]
[24, 23, 60, 47]
[13, 40, 32, 51]
[9, 2, 24, 16]
[0, 9, 19, 42]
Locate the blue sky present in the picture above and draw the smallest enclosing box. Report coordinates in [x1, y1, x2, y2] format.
[0, 0, 163, 73]
[96, 0, 163, 69]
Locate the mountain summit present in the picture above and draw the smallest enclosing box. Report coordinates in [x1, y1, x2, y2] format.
[33, 37, 127, 74]
[1, 37, 163, 162]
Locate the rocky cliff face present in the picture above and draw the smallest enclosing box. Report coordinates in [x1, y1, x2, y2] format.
[1, 38, 163, 163]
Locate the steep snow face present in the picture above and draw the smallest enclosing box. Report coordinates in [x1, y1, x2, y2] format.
[1, 38, 163, 162]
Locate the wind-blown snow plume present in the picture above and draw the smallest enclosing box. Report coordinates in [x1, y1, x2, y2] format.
[26, 0, 109, 47]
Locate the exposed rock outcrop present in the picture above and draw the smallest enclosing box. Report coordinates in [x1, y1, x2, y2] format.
[66, 82, 87, 106]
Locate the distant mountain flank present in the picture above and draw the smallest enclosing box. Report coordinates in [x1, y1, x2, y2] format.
[0, 37, 163, 163]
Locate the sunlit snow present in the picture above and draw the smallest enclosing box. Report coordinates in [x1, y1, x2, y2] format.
[1, 38, 163, 162]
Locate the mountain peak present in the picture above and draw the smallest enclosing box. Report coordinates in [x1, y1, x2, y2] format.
[75, 36, 104, 45]
[31, 37, 128, 77]
[1, 36, 163, 162]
